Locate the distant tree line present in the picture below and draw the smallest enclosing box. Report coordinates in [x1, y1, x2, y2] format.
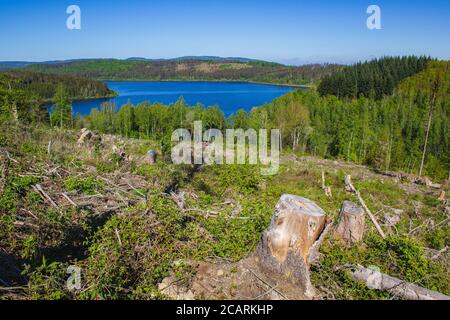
[0, 70, 115, 100]
[318, 56, 431, 100]
[24, 59, 340, 85]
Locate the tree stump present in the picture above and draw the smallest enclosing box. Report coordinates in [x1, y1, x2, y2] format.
[255, 194, 328, 298]
[335, 201, 365, 243]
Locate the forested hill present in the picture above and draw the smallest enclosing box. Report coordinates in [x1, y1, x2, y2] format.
[0, 71, 116, 101]
[317, 56, 431, 99]
[22, 59, 340, 85]
[254, 60, 449, 180]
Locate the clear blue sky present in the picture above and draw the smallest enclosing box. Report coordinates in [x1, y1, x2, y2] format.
[1, 0, 449, 64]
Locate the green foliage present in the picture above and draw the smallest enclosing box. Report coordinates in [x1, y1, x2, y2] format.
[426, 228, 449, 250]
[0, 175, 41, 214]
[25, 257, 70, 300]
[50, 84, 72, 128]
[1, 70, 116, 100]
[318, 56, 431, 99]
[204, 198, 273, 261]
[23, 58, 339, 85]
[311, 235, 449, 299]
[215, 164, 261, 194]
[63, 176, 104, 195]
[80, 206, 182, 299]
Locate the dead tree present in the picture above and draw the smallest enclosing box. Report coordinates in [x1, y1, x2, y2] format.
[419, 78, 439, 178]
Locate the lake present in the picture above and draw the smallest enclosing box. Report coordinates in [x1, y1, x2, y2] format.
[71, 81, 298, 116]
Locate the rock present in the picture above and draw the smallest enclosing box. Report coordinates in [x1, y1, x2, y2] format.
[217, 269, 224, 277]
[335, 201, 365, 243]
[255, 194, 328, 298]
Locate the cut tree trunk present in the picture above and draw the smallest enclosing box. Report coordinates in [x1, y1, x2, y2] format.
[344, 175, 386, 239]
[348, 265, 450, 300]
[255, 194, 329, 298]
[335, 201, 365, 243]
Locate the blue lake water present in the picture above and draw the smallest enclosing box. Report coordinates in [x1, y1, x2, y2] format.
[70, 81, 298, 116]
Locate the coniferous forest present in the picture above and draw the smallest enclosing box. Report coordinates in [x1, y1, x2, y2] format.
[318, 56, 431, 99]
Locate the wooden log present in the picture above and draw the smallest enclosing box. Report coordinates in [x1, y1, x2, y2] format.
[33, 184, 58, 209]
[255, 194, 328, 298]
[335, 201, 365, 243]
[348, 265, 450, 300]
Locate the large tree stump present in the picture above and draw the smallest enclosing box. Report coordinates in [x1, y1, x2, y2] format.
[335, 201, 365, 243]
[255, 194, 328, 298]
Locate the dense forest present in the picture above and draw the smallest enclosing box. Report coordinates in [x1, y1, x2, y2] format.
[0, 71, 115, 101]
[22, 59, 340, 85]
[318, 56, 431, 99]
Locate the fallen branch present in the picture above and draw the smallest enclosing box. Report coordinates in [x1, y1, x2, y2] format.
[33, 184, 58, 209]
[183, 208, 218, 217]
[344, 175, 386, 239]
[124, 181, 147, 199]
[170, 191, 185, 210]
[61, 192, 78, 207]
[348, 265, 449, 300]
[431, 246, 448, 260]
[115, 228, 123, 247]
[47, 140, 52, 158]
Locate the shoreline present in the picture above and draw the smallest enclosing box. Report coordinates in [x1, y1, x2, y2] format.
[97, 78, 312, 89]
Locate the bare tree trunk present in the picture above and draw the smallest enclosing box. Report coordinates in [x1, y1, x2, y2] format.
[419, 81, 439, 177]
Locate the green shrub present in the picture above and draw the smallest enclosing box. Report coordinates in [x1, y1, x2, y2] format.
[311, 234, 449, 299]
[64, 176, 104, 195]
[0, 176, 41, 213]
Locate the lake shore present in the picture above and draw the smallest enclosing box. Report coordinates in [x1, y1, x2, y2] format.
[97, 78, 311, 89]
